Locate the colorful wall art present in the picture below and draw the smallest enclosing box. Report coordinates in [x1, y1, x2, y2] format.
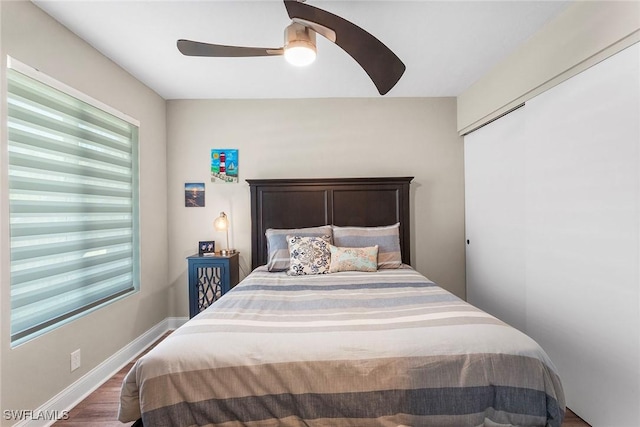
[211, 149, 239, 183]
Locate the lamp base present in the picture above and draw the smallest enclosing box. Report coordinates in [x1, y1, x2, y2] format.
[219, 249, 237, 256]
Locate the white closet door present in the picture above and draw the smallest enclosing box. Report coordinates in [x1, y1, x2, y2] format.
[464, 107, 527, 332]
[464, 43, 639, 426]
[524, 43, 639, 426]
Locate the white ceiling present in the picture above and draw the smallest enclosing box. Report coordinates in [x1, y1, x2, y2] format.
[33, 0, 571, 100]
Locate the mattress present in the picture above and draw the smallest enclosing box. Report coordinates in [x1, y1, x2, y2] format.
[119, 266, 565, 426]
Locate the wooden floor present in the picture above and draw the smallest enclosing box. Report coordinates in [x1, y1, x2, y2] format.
[53, 333, 170, 427]
[54, 332, 591, 427]
[563, 410, 592, 427]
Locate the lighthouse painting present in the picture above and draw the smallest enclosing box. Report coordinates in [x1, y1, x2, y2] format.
[211, 149, 239, 183]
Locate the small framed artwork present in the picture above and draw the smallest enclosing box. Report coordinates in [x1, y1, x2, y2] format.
[198, 240, 216, 256]
[211, 149, 239, 183]
[185, 182, 205, 207]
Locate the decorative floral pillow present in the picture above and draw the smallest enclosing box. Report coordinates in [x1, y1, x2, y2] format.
[286, 235, 332, 276]
[265, 226, 333, 271]
[329, 245, 379, 273]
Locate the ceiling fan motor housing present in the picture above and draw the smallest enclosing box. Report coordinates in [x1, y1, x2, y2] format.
[284, 22, 317, 66]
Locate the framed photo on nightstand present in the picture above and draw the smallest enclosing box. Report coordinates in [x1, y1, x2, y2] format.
[198, 240, 215, 256]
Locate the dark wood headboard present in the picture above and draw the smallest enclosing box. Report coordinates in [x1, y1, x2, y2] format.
[247, 177, 413, 270]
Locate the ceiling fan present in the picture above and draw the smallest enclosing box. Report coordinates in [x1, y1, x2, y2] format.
[177, 0, 406, 95]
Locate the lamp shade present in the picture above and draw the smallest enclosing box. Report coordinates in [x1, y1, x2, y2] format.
[213, 212, 228, 231]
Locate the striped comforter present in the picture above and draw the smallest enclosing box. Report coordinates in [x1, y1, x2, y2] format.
[119, 266, 565, 426]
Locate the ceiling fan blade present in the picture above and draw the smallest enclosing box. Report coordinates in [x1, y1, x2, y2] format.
[177, 39, 284, 57]
[284, 0, 405, 95]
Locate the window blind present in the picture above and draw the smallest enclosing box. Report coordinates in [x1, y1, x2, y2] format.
[7, 64, 139, 344]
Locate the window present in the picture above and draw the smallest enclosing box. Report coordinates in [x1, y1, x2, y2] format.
[7, 58, 140, 345]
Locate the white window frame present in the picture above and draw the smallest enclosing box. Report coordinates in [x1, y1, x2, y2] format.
[6, 57, 140, 346]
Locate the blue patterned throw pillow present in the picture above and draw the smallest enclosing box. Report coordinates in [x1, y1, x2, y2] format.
[265, 226, 333, 271]
[286, 235, 332, 276]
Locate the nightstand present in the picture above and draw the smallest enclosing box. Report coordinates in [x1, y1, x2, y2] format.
[186, 252, 240, 318]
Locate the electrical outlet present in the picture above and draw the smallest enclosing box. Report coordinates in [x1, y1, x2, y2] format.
[70, 349, 81, 372]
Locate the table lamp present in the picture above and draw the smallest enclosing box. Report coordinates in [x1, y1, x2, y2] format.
[213, 212, 236, 256]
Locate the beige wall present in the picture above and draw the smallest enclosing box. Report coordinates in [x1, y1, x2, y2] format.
[457, 1, 640, 135]
[167, 98, 466, 317]
[0, 0, 168, 420]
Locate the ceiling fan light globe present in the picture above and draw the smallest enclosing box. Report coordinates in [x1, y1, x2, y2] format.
[285, 44, 316, 67]
[284, 22, 317, 67]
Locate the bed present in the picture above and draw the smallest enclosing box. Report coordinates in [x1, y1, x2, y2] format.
[119, 177, 565, 427]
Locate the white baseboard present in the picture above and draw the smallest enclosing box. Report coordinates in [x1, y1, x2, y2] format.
[12, 316, 189, 427]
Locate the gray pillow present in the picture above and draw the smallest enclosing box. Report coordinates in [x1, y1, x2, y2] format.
[332, 223, 402, 269]
[265, 225, 333, 271]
